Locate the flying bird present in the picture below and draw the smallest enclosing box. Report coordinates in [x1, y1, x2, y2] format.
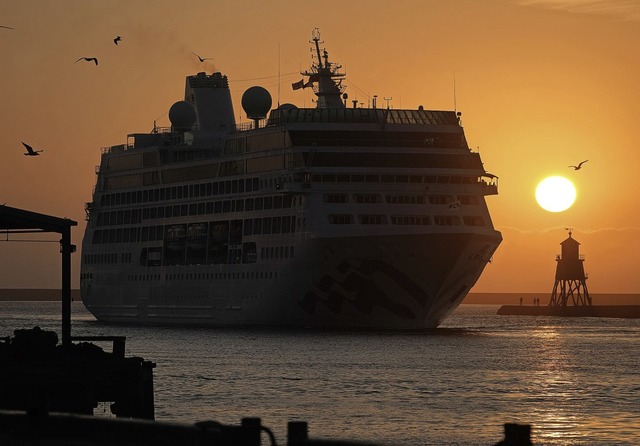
[192, 52, 212, 62]
[76, 57, 98, 65]
[569, 160, 588, 170]
[22, 142, 43, 156]
[114, 35, 122, 45]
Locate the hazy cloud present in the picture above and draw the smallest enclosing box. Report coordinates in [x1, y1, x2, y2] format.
[498, 225, 640, 234]
[498, 225, 569, 235]
[515, 0, 640, 21]
[579, 226, 640, 234]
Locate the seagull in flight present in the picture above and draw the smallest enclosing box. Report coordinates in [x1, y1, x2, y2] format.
[22, 142, 43, 156]
[569, 160, 588, 170]
[192, 52, 212, 62]
[114, 35, 122, 45]
[76, 57, 98, 65]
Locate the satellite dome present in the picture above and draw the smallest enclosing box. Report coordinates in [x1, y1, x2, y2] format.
[278, 103, 298, 110]
[169, 101, 197, 131]
[242, 86, 272, 119]
[267, 103, 298, 125]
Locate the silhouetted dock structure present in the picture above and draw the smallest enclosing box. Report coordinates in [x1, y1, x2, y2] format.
[1, 205, 76, 345]
[0, 328, 155, 419]
[498, 230, 640, 318]
[0, 205, 155, 420]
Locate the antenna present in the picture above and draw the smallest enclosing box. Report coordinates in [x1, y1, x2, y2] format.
[453, 70, 457, 112]
[277, 43, 281, 107]
[312, 28, 323, 69]
[383, 97, 392, 109]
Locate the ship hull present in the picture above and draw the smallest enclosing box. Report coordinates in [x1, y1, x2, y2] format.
[82, 231, 500, 329]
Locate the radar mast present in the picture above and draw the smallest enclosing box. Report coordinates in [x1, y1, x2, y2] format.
[301, 28, 346, 109]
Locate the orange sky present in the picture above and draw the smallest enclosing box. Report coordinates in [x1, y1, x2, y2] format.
[1, 0, 639, 293]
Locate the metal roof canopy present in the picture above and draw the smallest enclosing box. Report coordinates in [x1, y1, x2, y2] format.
[0, 205, 78, 346]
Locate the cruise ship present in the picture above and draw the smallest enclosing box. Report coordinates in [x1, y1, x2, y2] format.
[80, 30, 502, 329]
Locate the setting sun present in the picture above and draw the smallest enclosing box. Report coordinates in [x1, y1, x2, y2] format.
[536, 176, 577, 212]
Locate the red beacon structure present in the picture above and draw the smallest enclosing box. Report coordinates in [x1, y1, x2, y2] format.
[549, 228, 592, 307]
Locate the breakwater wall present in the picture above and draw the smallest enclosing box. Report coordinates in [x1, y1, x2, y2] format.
[2, 289, 639, 305]
[0, 289, 81, 301]
[497, 305, 640, 318]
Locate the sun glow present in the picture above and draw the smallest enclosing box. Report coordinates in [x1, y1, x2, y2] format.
[536, 176, 576, 212]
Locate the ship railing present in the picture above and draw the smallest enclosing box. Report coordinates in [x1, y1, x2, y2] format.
[557, 254, 586, 261]
[235, 121, 258, 131]
[480, 173, 498, 196]
[84, 202, 93, 222]
[234, 117, 284, 132]
[101, 143, 134, 155]
[255, 107, 460, 126]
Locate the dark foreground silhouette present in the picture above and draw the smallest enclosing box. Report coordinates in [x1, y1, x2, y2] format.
[0, 327, 534, 445]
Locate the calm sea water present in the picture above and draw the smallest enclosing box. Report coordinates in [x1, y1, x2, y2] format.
[1, 301, 639, 445]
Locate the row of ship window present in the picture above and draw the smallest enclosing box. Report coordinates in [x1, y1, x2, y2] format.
[90, 212, 485, 245]
[82, 270, 281, 281]
[261, 245, 294, 259]
[95, 194, 297, 227]
[83, 252, 132, 265]
[94, 192, 479, 228]
[98, 173, 488, 209]
[310, 173, 480, 184]
[124, 271, 280, 281]
[328, 214, 486, 226]
[100, 177, 261, 207]
[91, 215, 300, 245]
[83, 245, 295, 268]
[324, 193, 480, 205]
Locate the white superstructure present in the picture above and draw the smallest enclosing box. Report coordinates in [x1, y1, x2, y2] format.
[80, 30, 501, 329]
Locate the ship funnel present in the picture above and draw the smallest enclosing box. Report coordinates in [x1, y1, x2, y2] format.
[184, 72, 236, 133]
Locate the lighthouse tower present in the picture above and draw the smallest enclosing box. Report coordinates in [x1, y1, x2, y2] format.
[549, 229, 591, 307]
